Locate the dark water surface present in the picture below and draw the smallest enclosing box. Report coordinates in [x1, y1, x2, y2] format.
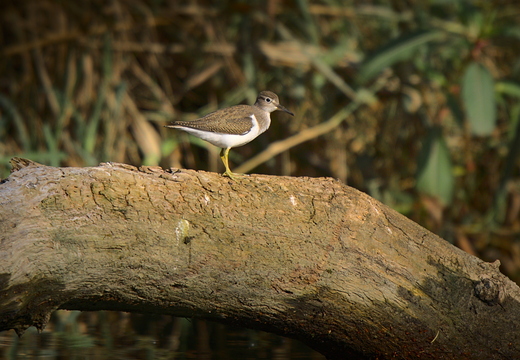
[0, 311, 326, 359]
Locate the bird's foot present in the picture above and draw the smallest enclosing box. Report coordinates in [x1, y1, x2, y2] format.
[222, 170, 245, 180]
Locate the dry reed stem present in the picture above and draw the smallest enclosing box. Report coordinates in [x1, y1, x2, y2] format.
[124, 94, 161, 163]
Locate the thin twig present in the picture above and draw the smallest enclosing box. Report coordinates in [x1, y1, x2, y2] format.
[431, 330, 440, 344]
[235, 102, 358, 174]
[235, 79, 387, 175]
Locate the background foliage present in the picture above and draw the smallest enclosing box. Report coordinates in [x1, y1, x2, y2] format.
[1, 0, 520, 356]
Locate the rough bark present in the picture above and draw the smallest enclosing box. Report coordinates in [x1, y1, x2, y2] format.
[0, 158, 519, 359]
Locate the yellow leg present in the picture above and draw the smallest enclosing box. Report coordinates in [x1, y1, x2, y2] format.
[220, 148, 237, 179]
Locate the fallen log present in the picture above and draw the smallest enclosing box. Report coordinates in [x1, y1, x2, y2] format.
[1, 158, 519, 359]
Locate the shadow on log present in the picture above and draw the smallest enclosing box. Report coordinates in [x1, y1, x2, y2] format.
[1, 158, 519, 359]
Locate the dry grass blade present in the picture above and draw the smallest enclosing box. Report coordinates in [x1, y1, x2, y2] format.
[235, 76, 384, 175]
[235, 102, 357, 174]
[125, 95, 161, 165]
[184, 60, 225, 92]
[33, 47, 61, 118]
[259, 41, 314, 68]
[130, 62, 175, 115]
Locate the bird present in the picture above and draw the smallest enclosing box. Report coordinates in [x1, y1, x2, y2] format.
[165, 91, 294, 179]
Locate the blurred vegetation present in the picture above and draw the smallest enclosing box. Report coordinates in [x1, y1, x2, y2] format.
[2, 0, 520, 357]
[1, 0, 520, 298]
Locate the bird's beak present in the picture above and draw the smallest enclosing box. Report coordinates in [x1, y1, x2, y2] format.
[276, 104, 294, 116]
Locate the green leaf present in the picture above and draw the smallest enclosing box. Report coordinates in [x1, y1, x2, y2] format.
[416, 127, 454, 206]
[462, 62, 496, 136]
[358, 30, 445, 84]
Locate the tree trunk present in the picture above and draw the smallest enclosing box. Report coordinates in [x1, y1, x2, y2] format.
[1, 158, 519, 359]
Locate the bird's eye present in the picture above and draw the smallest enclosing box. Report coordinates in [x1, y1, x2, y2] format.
[265, 98, 272, 103]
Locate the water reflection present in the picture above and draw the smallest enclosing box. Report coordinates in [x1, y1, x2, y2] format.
[0, 310, 325, 359]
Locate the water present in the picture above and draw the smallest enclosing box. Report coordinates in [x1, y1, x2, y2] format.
[0, 311, 325, 359]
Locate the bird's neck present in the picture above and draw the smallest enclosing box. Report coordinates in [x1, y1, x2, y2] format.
[258, 113, 271, 134]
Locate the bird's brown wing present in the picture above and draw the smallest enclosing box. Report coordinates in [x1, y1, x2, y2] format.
[168, 105, 255, 135]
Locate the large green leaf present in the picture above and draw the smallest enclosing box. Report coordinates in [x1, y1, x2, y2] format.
[416, 127, 454, 206]
[462, 62, 496, 136]
[358, 30, 445, 84]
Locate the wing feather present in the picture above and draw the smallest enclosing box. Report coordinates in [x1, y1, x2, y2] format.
[169, 105, 255, 135]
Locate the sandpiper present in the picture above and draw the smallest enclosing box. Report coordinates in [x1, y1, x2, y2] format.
[166, 91, 294, 179]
